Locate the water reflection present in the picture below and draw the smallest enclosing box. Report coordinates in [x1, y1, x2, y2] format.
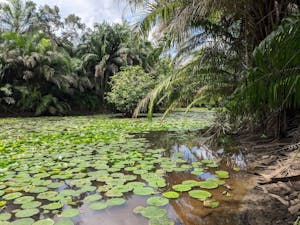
[171, 144, 247, 170]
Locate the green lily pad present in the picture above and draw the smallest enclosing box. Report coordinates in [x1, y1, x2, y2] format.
[172, 184, 191, 192]
[182, 180, 200, 187]
[198, 180, 219, 189]
[84, 194, 102, 203]
[191, 168, 204, 175]
[15, 208, 40, 218]
[149, 215, 175, 225]
[88, 202, 108, 210]
[133, 206, 145, 214]
[106, 198, 126, 206]
[21, 201, 42, 209]
[11, 218, 35, 225]
[29, 186, 48, 193]
[146, 197, 169, 207]
[140, 206, 167, 219]
[0, 212, 11, 221]
[37, 191, 58, 200]
[3, 192, 22, 200]
[32, 219, 55, 225]
[14, 196, 35, 204]
[162, 191, 179, 199]
[133, 187, 154, 196]
[60, 209, 80, 218]
[42, 202, 63, 210]
[188, 190, 212, 201]
[215, 170, 229, 179]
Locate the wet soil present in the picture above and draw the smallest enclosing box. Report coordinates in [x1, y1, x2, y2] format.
[237, 136, 300, 225]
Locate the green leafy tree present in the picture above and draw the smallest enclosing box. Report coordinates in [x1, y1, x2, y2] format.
[106, 66, 155, 116]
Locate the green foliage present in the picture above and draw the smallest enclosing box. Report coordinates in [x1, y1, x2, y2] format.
[232, 14, 300, 132]
[107, 66, 155, 116]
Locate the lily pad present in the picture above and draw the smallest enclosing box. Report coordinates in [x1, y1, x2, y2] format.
[133, 206, 145, 214]
[147, 197, 169, 207]
[149, 216, 175, 225]
[3, 192, 22, 200]
[172, 184, 191, 192]
[21, 201, 42, 209]
[140, 206, 167, 219]
[198, 180, 219, 189]
[11, 218, 35, 225]
[162, 191, 179, 199]
[188, 190, 212, 201]
[60, 209, 80, 218]
[88, 202, 108, 210]
[14, 196, 35, 204]
[15, 208, 40, 218]
[106, 198, 126, 206]
[133, 187, 154, 196]
[32, 219, 55, 225]
[29, 186, 48, 194]
[42, 202, 63, 210]
[84, 194, 102, 203]
[0, 212, 11, 221]
[215, 170, 229, 179]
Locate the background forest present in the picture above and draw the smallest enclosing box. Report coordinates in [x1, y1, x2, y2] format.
[0, 0, 300, 138]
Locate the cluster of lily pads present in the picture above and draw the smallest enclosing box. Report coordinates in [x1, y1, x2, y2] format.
[0, 111, 233, 225]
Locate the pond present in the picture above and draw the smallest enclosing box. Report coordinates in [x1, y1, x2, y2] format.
[0, 110, 254, 225]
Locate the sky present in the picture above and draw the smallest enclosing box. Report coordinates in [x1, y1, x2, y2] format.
[2, 0, 133, 27]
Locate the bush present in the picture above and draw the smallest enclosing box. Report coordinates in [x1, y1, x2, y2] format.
[106, 66, 155, 116]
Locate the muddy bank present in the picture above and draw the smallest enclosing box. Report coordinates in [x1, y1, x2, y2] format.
[238, 137, 300, 225]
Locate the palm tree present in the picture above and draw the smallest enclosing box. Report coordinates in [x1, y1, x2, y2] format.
[0, 0, 37, 33]
[78, 22, 157, 100]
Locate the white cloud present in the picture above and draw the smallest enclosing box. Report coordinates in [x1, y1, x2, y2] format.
[1, 0, 132, 27]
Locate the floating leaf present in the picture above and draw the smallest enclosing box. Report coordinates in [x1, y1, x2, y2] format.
[182, 180, 200, 187]
[188, 190, 211, 201]
[88, 202, 108, 210]
[3, 192, 22, 200]
[133, 187, 154, 196]
[21, 201, 42, 209]
[84, 194, 102, 203]
[133, 206, 145, 214]
[149, 215, 175, 225]
[215, 171, 229, 179]
[198, 180, 219, 189]
[14, 196, 35, 205]
[106, 198, 126, 206]
[60, 209, 80, 218]
[32, 219, 55, 225]
[140, 206, 167, 219]
[0, 212, 11, 221]
[147, 197, 169, 207]
[162, 191, 179, 199]
[0, 201, 7, 207]
[42, 202, 63, 210]
[15, 208, 39, 218]
[11, 218, 35, 225]
[172, 184, 191, 192]
[29, 187, 48, 194]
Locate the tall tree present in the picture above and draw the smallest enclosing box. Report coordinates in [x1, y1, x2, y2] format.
[0, 0, 37, 33]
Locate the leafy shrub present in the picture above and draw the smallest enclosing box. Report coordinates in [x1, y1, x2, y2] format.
[106, 66, 155, 116]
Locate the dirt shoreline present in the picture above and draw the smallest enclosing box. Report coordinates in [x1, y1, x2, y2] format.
[237, 136, 300, 225]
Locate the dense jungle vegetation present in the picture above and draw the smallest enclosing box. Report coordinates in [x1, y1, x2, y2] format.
[0, 0, 299, 137]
